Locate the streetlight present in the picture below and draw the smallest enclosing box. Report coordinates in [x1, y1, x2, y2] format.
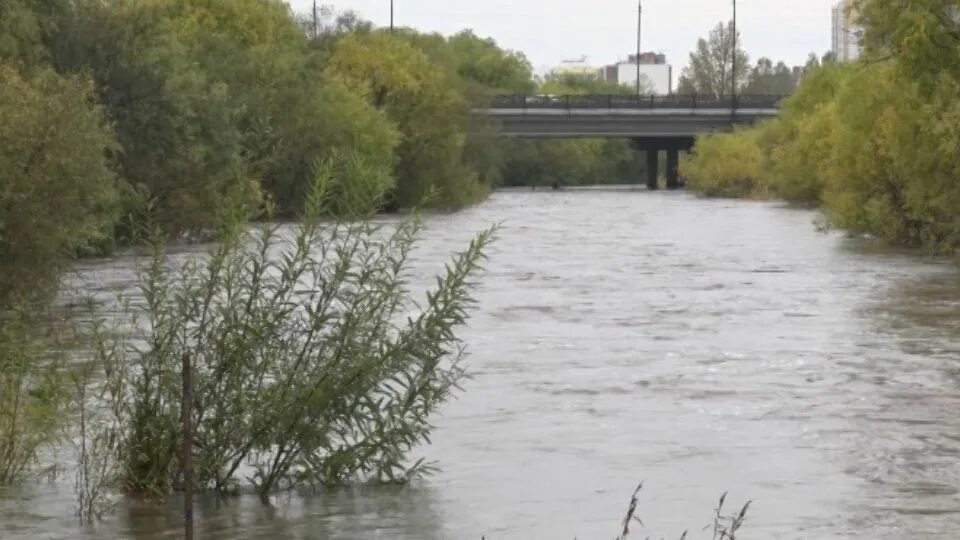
[731, 0, 737, 110]
[636, 1, 642, 96]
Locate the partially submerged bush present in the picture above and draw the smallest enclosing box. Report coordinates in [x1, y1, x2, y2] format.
[0, 309, 70, 484]
[680, 128, 767, 198]
[92, 151, 495, 499]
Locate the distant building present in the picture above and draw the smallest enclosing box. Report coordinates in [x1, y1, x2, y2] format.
[598, 52, 673, 95]
[831, 0, 862, 62]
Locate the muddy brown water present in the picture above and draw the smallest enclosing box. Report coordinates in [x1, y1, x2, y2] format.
[4, 188, 960, 539]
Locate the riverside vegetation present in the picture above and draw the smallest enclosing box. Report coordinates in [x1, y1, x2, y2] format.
[6, 0, 948, 532]
[0, 0, 504, 517]
[681, 1, 960, 257]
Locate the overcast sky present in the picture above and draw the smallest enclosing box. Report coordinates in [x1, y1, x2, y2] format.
[286, 0, 837, 73]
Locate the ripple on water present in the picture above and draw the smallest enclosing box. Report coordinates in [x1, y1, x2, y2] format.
[10, 189, 960, 540]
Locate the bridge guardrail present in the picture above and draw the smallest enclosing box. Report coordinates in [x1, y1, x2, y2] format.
[489, 94, 785, 110]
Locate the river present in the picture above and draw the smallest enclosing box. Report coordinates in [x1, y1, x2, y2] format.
[3, 188, 960, 539]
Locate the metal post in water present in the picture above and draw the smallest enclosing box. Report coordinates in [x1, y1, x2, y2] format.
[181, 352, 194, 540]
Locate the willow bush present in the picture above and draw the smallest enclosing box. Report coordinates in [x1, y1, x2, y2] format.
[679, 128, 767, 198]
[0, 309, 70, 484]
[91, 151, 495, 499]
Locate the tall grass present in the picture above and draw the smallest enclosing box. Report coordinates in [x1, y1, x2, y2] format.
[0, 308, 69, 484]
[615, 483, 751, 540]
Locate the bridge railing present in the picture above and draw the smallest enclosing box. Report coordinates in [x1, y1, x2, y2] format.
[488, 94, 785, 110]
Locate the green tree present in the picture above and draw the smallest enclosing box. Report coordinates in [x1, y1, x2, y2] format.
[0, 0, 67, 68]
[680, 128, 766, 198]
[50, 0, 257, 236]
[677, 21, 750, 97]
[326, 31, 487, 209]
[743, 58, 797, 95]
[449, 30, 534, 94]
[765, 62, 848, 204]
[856, 0, 960, 84]
[0, 65, 118, 304]
[150, 0, 397, 214]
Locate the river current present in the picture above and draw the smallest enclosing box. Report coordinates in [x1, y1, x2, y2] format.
[3, 188, 960, 539]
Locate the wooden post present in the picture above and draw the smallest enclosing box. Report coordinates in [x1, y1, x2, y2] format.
[181, 352, 194, 540]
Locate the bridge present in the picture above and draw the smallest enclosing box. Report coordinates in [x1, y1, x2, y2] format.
[478, 94, 783, 189]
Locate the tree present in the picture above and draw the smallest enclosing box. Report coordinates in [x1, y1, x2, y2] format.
[677, 21, 749, 97]
[804, 52, 822, 71]
[448, 30, 535, 95]
[0, 0, 69, 68]
[743, 57, 797, 95]
[325, 31, 486, 209]
[680, 129, 766, 197]
[50, 0, 258, 237]
[856, 0, 960, 85]
[0, 65, 118, 305]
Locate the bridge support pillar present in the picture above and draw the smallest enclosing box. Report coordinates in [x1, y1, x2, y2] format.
[646, 150, 659, 190]
[666, 148, 680, 190]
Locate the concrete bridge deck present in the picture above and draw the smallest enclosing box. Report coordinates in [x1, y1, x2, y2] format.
[477, 94, 782, 138]
[475, 94, 784, 189]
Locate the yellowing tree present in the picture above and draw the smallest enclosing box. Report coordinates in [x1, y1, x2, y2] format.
[326, 32, 486, 209]
[0, 66, 117, 304]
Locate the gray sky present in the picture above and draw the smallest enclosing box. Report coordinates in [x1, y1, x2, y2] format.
[286, 0, 836, 74]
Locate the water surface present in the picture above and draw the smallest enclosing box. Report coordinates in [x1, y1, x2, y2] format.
[4, 188, 960, 539]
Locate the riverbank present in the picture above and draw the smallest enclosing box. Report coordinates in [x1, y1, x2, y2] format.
[681, 56, 960, 259]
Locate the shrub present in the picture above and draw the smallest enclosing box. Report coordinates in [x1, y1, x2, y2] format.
[0, 308, 70, 484]
[680, 129, 767, 198]
[92, 152, 495, 499]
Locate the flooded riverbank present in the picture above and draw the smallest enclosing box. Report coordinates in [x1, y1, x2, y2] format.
[4, 188, 960, 539]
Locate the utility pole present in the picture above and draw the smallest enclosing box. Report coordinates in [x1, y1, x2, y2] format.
[636, 1, 642, 96]
[312, 0, 318, 39]
[390, 0, 394, 33]
[731, 0, 737, 111]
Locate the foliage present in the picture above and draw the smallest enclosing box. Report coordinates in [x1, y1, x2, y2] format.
[743, 58, 797, 95]
[855, 0, 960, 85]
[677, 21, 750, 97]
[0, 309, 69, 484]
[763, 62, 848, 204]
[0, 64, 118, 305]
[326, 31, 488, 209]
[0, 0, 46, 67]
[72, 354, 122, 523]
[448, 30, 534, 95]
[539, 72, 647, 96]
[50, 0, 259, 237]
[683, 1, 960, 256]
[91, 154, 495, 498]
[680, 129, 766, 198]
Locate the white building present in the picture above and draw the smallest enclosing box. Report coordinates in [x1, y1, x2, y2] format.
[598, 54, 673, 95]
[616, 64, 672, 95]
[831, 0, 862, 62]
